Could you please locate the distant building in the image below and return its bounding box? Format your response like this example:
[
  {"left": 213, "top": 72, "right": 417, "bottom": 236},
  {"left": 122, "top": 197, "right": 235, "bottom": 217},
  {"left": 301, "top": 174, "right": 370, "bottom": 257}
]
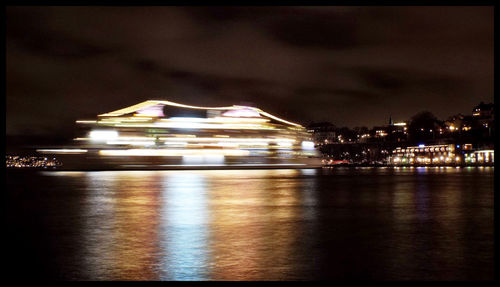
[
  {"left": 388, "top": 121, "right": 408, "bottom": 142},
  {"left": 372, "top": 126, "right": 388, "bottom": 138},
  {"left": 472, "top": 102, "right": 494, "bottom": 118},
  {"left": 307, "top": 122, "right": 337, "bottom": 145},
  {"left": 472, "top": 102, "right": 494, "bottom": 133},
  {"left": 445, "top": 114, "right": 473, "bottom": 132},
  {"left": 369, "top": 116, "right": 408, "bottom": 143}
]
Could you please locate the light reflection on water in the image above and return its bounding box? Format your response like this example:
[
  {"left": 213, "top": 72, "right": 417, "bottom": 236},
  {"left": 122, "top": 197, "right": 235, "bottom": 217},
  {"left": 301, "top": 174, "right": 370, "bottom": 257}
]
[
  {"left": 160, "top": 172, "right": 210, "bottom": 280},
  {"left": 8, "top": 167, "right": 494, "bottom": 280},
  {"left": 76, "top": 169, "right": 309, "bottom": 280}
]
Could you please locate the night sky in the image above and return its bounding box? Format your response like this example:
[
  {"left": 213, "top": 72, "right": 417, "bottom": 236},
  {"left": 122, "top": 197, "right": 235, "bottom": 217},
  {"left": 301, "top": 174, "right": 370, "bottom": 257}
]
[{"left": 6, "top": 6, "right": 493, "bottom": 137}]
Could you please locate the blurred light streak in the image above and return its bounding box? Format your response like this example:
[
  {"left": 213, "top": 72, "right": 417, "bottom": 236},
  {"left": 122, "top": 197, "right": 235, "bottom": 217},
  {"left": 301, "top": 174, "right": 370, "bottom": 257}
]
[{"left": 99, "top": 149, "right": 250, "bottom": 156}]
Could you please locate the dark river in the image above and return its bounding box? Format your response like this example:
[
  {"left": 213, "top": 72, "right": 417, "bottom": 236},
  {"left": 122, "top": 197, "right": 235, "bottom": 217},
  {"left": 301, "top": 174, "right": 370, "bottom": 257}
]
[{"left": 5, "top": 167, "right": 494, "bottom": 281}]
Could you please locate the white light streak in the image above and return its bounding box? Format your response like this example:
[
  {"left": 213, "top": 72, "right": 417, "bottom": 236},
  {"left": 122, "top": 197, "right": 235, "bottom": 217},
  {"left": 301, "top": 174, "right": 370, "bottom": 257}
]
[
  {"left": 301, "top": 141, "right": 315, "bottom": 150},
  {"left": 99, "top": 149, "right": 250, "bottom": 157},
  {"left": 89, "top": 130, "right": 119, "bottom": 141}
]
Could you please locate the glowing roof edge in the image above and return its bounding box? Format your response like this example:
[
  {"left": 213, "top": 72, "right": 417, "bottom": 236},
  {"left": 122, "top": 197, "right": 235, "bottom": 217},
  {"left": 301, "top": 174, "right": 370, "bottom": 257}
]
[{"left": 98, "top": 100, "right": 303, "bottom": 127}]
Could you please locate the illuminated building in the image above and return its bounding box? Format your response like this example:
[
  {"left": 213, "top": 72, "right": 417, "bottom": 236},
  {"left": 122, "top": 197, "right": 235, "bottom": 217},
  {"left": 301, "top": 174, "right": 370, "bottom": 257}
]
[
  {"left": 464, "top": 150, "right": 494, "bottom": 165},
  {"left": 6, "top": 155, "right": 61, "bottom": 168},
  {"left": 391, "top": 143, "right": 494, "bottom": 166},
  {"left": 375, "top": 129, "right": 388, "bottom": 137},
  {"left": 445, "top": 114, "right": 472, "bottom": 133},
  {"left": 367, "top": 116, "right": 408, "bottom": 143},
  {"left": 37, "top": 100, "right": 321, "bottom": 169},
  {"left": 390, "top": 144, "right": 460, "bottom": 166}
]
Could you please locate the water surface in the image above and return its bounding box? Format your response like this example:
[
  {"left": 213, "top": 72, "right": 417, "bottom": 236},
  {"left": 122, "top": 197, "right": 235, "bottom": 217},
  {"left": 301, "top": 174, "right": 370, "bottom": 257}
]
[{"left": 5, "top": 167, "right": 494, "bottom": 280}]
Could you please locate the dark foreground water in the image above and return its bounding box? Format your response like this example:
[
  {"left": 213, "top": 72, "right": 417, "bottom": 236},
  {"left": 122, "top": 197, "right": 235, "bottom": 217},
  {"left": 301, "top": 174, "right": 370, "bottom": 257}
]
[{"left": 5, "top": 167, "right": 494, "bottom": 281}]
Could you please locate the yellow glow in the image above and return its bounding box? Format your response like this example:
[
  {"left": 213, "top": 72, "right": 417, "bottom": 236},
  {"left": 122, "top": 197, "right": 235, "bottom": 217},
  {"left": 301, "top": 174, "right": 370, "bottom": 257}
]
[
  {"left": 70, "top": 100, "right": 318, "bottom": 162},
  {"left": 96, "top": 121, "right": 120, "bottom": 124},
  {"left": 76, "top": 136, "right": 154, "bottom": 142},
  {"left": 75, "top": 120, "right": 97, "bottom": 124},
  {"left": 106, "top": 141, "right": 155, "bottom": 146},
  {"left": 99, "top": 149, "right": 250, "bottom": 157},
  {"left": 122, "top": 118, "right": 154, "bottom": 122},
  {"left": 164, "top": 117, "right": 268, "bottom": 123},
  {"left": 97, "top": 100, "right": 303, "bottom": 128},
  {"left": 99, "top": 100, "right": 234, "bottom": 117},
  {"left": 238, "top": 142, "right": 268, "bottom": 147},
  {"left": 213, "top": 117, "right": 269, "bottom": 123},
  {"left": 278, "top": 142, "right": 293, "bottom": 148},
  {"left": 150, "top": 122, "right": 277, "bottom": 130},
  {"left": 164, "top": 142, "right": 188, "bottom": 147},
  {"left": 215, "top": 142, "right": 240, "bottom": 148},
  {"left": 132, "top": 114, "right": 153, "bottom": 118},
  {"left": 159, "top": 137, "right": 294, "bottom": 143},
  {"left": 257, "top": 110, "right": 302, "bottom": 127},
  {"left": 117, "top": 136, "right": 154, "bottom": 141}
]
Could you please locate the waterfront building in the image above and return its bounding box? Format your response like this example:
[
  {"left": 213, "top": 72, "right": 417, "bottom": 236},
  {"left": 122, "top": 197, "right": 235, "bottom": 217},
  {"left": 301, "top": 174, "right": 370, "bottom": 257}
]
[
  {"left": 390, "top": 143, "right": 493, "bottom": 166},
  {"left": 464, "top": 149, "right": 494, "bottom": 165},
  {"left": 390, "top": 144, "right": 460, "bottom": 165}
]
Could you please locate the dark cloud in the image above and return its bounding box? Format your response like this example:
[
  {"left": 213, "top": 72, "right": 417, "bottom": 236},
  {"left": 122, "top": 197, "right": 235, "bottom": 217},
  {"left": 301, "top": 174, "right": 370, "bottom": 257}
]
[
  {"left": 6, "top": 6, "right": 493, "bottom": 137},
  {"left": 356, "top": 67, "right": 466, "bottom": 93},
  {"left": 261, "top": 9, "right": 361, "bottom": 49}
]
